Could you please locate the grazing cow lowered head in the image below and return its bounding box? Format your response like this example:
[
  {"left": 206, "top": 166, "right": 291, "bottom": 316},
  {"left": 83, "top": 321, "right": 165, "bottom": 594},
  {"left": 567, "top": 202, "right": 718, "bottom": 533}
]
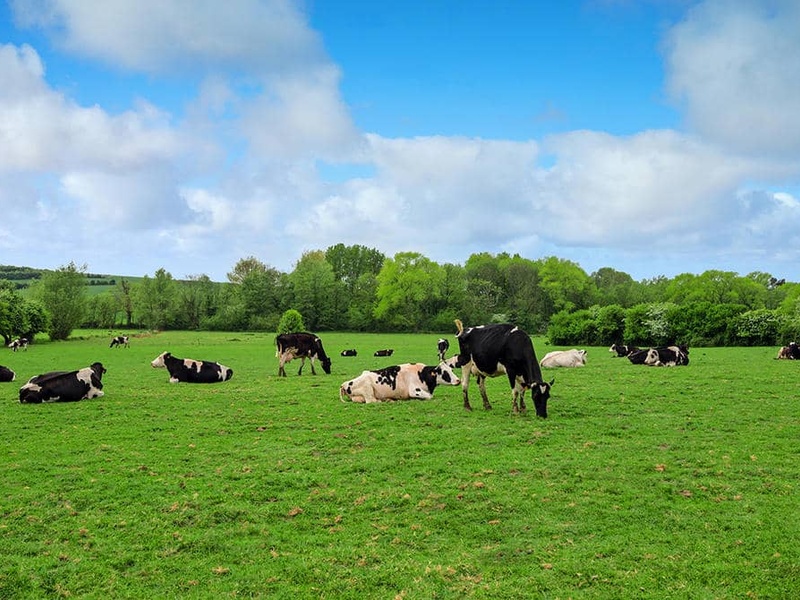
[
  {"left": 151, "top": 352, "right": 233, "bottom": 383},
  {"left": 0, "top": 365, "right": 15, "bottom": 382},
  {"left": 8, "top": 337, "right": 28, "bottom": 352},
  {"left": 437, "top": 338, "right": 450, "bottom": 362},
  {"left": 340, "top": 361, "right": 461, "bottom": 403},
  {"left": 340, "top": 349, "right": 358, "bottom": 357},
  {"left": 540, "top": 349, "right": 587, "bottom": 368},
  {"left": 110, "top": 335, "right": 130, "bottom": 348},
  {"left": 374, "top": 349, "right": 394, "bottom": 357},
  {"left": 19, "top": 362, "right": 107, "bottom": 403},
  {"left": 275, "top": 332, "right": 331, "bottom": 376},
  {"left": 453, "top": 319, "right": 554, "bottom": 417}
]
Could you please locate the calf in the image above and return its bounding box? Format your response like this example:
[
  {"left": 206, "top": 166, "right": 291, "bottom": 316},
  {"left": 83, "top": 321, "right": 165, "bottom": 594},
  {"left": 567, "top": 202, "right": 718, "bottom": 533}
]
[
  {"left": 340, "top": 349, "right": 358, "bottom": 357},
  {"left": 151, "top": 352, "right": 233, "bottom": 383},
  {"left": 340, "top": 360, "right": 460, "bottom": 403},
  {"left": 609, "top": 343, "right": 638, "bottom": 357},
  {"left": 437, "top": 338, "right": 450, "bottom": 362},
  {"left": 0, "top": 365, "right": 15, "bottom": 382},
  {"left": 776, "top": 342, "right": 800, "bottom": 359},
  {"left": 453, "top": 320, "right": 553, "bottom": 417},
  {"left": 19, "top": 362, "right": 106, "bottom": 403},
  {"left": 374, "top": 349, "right": 394, "bottom": 357},
  {"left": 110, "top": 335, "right": 130, "bottom": 348},
  {"left": 540, "top": 349, "right": 587, "bottom": 368},
  {"left": 275, "top": 333, "right": 332, "bottom": 376},
  {"left": 8, "top": 337, "right": 28, "bottom": 352}
]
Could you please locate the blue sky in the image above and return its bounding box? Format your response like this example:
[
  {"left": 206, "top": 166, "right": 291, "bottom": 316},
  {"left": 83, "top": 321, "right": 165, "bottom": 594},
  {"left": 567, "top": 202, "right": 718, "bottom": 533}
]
[{"left": 1, "top": 0, "right": 799, "bottom": 282}]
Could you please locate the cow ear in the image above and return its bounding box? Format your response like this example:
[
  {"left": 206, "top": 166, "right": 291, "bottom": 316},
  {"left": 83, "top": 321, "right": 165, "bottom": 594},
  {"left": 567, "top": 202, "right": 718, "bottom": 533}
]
[{"left": 548, "top": 378, "right": 555, "bottom": 386}]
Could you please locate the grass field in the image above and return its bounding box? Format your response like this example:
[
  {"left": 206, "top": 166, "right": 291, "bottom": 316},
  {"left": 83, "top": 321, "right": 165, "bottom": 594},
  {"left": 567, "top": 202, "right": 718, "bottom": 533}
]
[{"left": 1, "top": 330, "right": 798, "bottom": 598}]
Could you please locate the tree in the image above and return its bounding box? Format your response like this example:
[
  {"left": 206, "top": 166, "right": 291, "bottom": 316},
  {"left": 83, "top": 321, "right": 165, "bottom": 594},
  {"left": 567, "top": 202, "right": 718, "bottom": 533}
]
[
  {"left": 536, "top": 256, "right": 596, "bottom": 316},
  {"left": 227, "top": 256, "right": 269, "bottom": 285},
  {"left": 114, "top": 278, "right": 135, "bottom": 327},
  {"left": 85, "top": 293, "right": 120, "bottom": 328},
  {"left": 287, "top": 251, "right": 338, "bottom": 330},
  {"left": 374, "top": 252, "right": 445, "bottom": 331},
  {"left": 30, "top": 261, "right": 87, "bottom": 340},
  {"left": 135, "top": 268, "right": 178, "bottom": 329}
]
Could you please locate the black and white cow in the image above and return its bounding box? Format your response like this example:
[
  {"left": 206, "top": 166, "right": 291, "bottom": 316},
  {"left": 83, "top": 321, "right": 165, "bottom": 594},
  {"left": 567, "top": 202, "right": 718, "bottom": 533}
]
[
  {"left": 8, "top": 337, "right": 28, "bottom": 351},
  {"left": 374, "top": 349, "right": 394, "bottom": 357},
  {"left": 151, "top": 352, "right": 233, "bottom": 383},
  {"left": 110, "top": 335, "right": 130, "bottom": 348},
  {"left": 340, "top": 349, "right": 358, "bottom": 357},
  {"left": 19, "top": 362, "right": 106, "bottom": 403},
  {"left": 437, "top": 338, "right": 450, "bottom": 362},
  {"left": 275, "top": 333, "right": 332, "bottom": 376},
  {"left": 453, "top": 320, "right": 553, "bottom": 417},
  {"left": 776, "top": 342, "right": 800, "bottom": 359},
  {"left": 609, "top": 343, "right": 639, "bottom": 357},
  {"left": 340, "top": 360, "right": 460, "bottom": 403},
  {"left": 628, "top": 346, "right": 689, "bottom": 366},
  {"left": 0, "top": 365, "right": 15, "bottom": 382}
]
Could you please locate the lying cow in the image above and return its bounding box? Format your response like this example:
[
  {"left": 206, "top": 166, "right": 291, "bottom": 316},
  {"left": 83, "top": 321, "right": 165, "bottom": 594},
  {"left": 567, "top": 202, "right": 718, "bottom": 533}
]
[
  {"left": 628, "top": 346, "right": 689, "bottom": 366},
  {"left": 609, "top": 343, "right": 639, "bottom": 357},
  {"left": 151, "top": 352, "right": 233, "bottom": 383},
  {"left": 540, "top": 349, "right": 587, "bottom": 368},
  {"left": 437, "top": 338, "right": 450, "bottom": 362},
  {"left": 374, "top": 349, "right": 394, "bottom": 357},
  {"left": 110, "top": 335, "right": 130, "bottom": 348},
  {"left": 776, "top": 342, "right": 800, "bottom": 359},
  {"left": 340, "top": 360, "right": 460, "bottom": 403},
  {"left": 340, "top": 349, "right": 358, "bottom": 357},
  {"left": 0, "top": 365, "right": 15, "bottom": 382},
  {"left": 19, "top": 362, "right": 106, "bottom": 403},
  {"left": 8, "top": 337, "right": 28, "bottom": 352}
]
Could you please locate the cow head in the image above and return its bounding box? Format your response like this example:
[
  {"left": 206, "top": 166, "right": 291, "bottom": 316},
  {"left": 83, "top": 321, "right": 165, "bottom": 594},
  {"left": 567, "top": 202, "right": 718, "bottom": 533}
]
[
  {"left": 151, "top": 352, "right": 170, "bottom": 368},
  {"left": 434, "top": 360, "right": 461, "bottom": 386},
  {"left": 530, "top": 378, "right": 554, "bottom": 418},
  {"left": 320, "top": 355, "right": 332, "bottom": 374}
]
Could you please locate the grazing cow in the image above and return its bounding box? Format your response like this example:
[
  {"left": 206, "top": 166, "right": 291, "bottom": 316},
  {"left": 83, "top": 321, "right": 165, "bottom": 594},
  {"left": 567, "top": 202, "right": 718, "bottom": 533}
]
[
  {"left": 609, "top": 343, "right": 639, "bottom": 357},
  {"left": 776, "top": 342, "right": 800, "bottom": 359},
  {"left": 340, "top": 360, "right": 460, "bottom": 403},
  {"left": 151, "top": 352, "right": 233, "bottom": 383},
  {"left": 0, "top": 365, "right": 15, "bottom": 382},
  {"left": 8, "top": 337, "right": 28, "bottom": 351},
  {"left": 541, "top": 349, "right": 587, "bottom": 368},
  {"left": 19, "top": 362, "right": 106, "bottom": 403},
  {"left": 437, "top": 338, "right": 450, "bottom": 362},
  {"left": 628, "top": 346, "right": 689, "bottom": 366},
  {"left": 374, "top": 349, "right": 394, "bottom": 357},
  {"left": 275, "top": 333, "right": 332, "bottom": 376},
  {"left": 110, "top": 335, "right": 130, "bottom": 348},
  {"left": 453, "top": 320, "right": 553, "bottom": 417},
  {"left": 340, "top": 349, "right": 358, "bottom": 357}
]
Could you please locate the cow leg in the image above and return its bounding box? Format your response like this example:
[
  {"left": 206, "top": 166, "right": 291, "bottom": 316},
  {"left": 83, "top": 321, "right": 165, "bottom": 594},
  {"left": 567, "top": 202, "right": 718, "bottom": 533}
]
[
  {"left": 297, "top": 357, "right": 306, "bottom": 376},
  {"left": 477, "top": 375, "right": 492, "bottom": 410},
  {"left": 460, "top": 368, "right": 473, "bottom": 410},
  {"left": 309, "top": 357, "right": 317, "bottom": 375}
]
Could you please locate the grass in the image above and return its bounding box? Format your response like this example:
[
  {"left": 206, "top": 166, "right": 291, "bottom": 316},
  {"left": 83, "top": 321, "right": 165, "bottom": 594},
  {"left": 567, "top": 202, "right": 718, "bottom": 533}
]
[{"left": 0, "top": 331, "right": 798, "bottom": 598}]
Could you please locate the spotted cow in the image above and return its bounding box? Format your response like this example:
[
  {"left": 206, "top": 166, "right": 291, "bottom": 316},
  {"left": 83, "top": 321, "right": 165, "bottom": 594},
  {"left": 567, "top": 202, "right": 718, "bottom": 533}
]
[
  {"left": 0, "top": 365, "right": 15, "bottom": 382},
  {"left": 110, "top": 335, "right": 130, "bottom": 348},
  {"left": 437, "top": 338, "right": 450, "bottom": 362},
  {"left": 19, "top": 362, "right": 106, "bottom": 403},
  {"left": 275, "top": 333, "right": 332, "bottom": 376},
  {"left": 340, "top": 360, "right": 460, "bottom": 403},
  {"left": 151, "top": 352, "right": 233, "bottom": 383}
]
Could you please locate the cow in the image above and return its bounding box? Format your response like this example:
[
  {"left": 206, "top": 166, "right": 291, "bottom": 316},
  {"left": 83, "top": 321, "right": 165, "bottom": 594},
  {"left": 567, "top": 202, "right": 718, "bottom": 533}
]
[
  {"left": 374, "top": 349, "right": 394, "bottom": 357},
  {"left": 609, "top": 343, "right": 639, "bottom": 357},
  {"left": 8, "top": 337, "right": 28, "bottom": 352},
  {"left": 110, "top": 335, "right": 130, "bottom": 348},
  {"left": 0, "top": 365, "right": 15, "bottom": 382},
  {"left": 776, "top": 342, "right": 800, "bottom": 359},
  {"left": 151, "top": 352, "right": 233, "bottom": 383},
  {"left": 628, "top": 346, "right": 689, "bottom": 366},
  {"left": 19, "top": 362, "right": 106, "bottom": 403},
  {"left": 540, "top": 349, "right": 587, "bottom": 368},
  {"left": 453, "top": 319, "right": 553, "bottom": 417},
  {"left": 275, "top": 333, "right": 332, "bottom": 377},
  {"left": 340, "top": 349, "right": 358, "bottom": 357},
  {"left": 340, "top": 360, "right": 460, "bottom": 403},
  {"left": 437, "top": 338, "right": 450, "bottom": 362}
]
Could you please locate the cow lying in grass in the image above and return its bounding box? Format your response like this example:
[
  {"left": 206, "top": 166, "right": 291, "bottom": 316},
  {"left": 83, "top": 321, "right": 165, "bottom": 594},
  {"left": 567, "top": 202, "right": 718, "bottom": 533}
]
[
  {"left": 19, "top": 362, "right": 107, "bottom": 403},
  {"left": 340, "top": 360, "right": 460, "bottom": 403},
  {"left": 151, "top": 352, "right": 233, "bottom": 383}
]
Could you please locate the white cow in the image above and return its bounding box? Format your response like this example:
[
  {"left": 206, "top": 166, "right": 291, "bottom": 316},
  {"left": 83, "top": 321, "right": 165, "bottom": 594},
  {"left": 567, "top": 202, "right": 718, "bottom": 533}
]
[
  {"left": 540, "top": 349, "right": 587, "bottom": 368},
  {"left": 340, "top": 361, "right": 460, "bottom": 403}
]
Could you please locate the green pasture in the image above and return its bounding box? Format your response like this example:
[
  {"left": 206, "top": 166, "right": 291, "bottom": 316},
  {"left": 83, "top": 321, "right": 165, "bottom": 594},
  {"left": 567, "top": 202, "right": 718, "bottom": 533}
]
[{"left": 0, "top": 331, "right": 797, "bottom": 598}]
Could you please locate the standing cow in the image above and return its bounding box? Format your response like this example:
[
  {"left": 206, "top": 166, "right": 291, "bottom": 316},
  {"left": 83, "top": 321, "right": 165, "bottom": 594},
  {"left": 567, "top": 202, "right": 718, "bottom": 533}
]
[
  {"left": 437, "top": 338, "right": 450, "bottom": 362},
  {"left": 110, "top": 335, "right": 130, "bottom": 348},
  {"left": 151, "top": 352, "right": 233, "bottom": 383},
  {"left": 540, "top": 349, "right": 587, "bottom": 368},
  {"left": 19, "top": 362, "right": 107, "bottom": 403},
  {"left": 8, "top": 338, "right": 28, "bottom": 352},
  {"left": 340, "top": 360, "right": 460, "bottom": 403},
  {"left": 453, "top": 320, "right": 553, "bottom": 417},
  {"left": 275, "top": 333, "right": 332, "bottom": 376}
]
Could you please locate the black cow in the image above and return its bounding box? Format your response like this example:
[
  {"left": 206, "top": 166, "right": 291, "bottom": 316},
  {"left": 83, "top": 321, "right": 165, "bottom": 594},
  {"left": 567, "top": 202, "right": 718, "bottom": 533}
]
[
  {"left": 8, "top": 337, "right": 28, "bottom": 352},
  {"left": 374, "top": 349, "right": 394, "bottom": 357},
  {"left": 110, "top": 335, "right": 130, "bottom": 348},
  {"left": 453, "top": 320, "right": 553, "bottom": 417},
  {"left": 628, "top": 346, "right": 689, "bottom": 366},
  {"left": 609, "top": 343, "right": 639, "bottom": 357},
  {"left": 776, "top": 342, "right": 800, "bottom": 359},
  {"left": 340, "top": 349, "right": 358, "bottom": 357},
  {"left": 437, "top": 338, "right": 450, "bottom": 362},
  {"left": 19, "top": 362, "right": 106, "bottom": 403},
  {"left": 0, "top": 365, "right": 15, "bottom": 382},
  {"left": 151, "top": 352, "right": 233, "bottom": 383},
  {"left": 275, "top": 333, "right": 332, "bottom": 376}
]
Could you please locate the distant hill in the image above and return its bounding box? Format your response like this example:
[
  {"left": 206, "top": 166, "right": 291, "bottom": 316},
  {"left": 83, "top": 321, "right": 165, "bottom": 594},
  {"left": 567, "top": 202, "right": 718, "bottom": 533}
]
[{"left": 0, "top": 264, "right": 142, "bottom": 294}]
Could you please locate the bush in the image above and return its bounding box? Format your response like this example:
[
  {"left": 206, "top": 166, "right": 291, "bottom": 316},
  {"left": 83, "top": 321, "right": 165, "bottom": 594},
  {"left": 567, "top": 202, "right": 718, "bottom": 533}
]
[
  {"left": 277, "top": 309, "right": 306, "bottom": 334},
  {"left": 547, "top": 309, "right": 596, "bottom": 345},
  {"left": 733, "top": 309, "right": 781, "bottom": 346}
]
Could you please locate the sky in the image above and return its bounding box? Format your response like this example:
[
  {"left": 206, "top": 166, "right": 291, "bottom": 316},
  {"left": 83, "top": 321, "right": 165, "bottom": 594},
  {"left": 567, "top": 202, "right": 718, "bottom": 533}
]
[{"left": 1, "top": 0, "right": 800, "bottom": 282}]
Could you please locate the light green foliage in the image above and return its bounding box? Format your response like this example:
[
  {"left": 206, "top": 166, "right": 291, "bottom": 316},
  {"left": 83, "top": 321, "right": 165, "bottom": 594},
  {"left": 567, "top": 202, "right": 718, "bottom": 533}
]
[
  {"left": 733, "top": 308, "right": 782, "bottom": 346},
  {"left": 288, "top": 251, "right": 338, "bottom": 330},
  {"left": 374, "top": 252, "right": 447, "bottom": 330},
  {"left": 277, "top": 308, "right": 305, "bottom": 334},
  {"left": 135, "top": 268, "right": 178, "bottom": 329},
  {"left": 29, "top": 261, "right": 87, "bottom": 340}
]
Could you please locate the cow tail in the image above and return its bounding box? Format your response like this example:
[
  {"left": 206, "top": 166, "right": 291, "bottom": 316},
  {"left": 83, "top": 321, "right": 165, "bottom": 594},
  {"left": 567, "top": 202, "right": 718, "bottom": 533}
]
[{"left": 454, "top": 319, "right": 464, "bottom": 335}]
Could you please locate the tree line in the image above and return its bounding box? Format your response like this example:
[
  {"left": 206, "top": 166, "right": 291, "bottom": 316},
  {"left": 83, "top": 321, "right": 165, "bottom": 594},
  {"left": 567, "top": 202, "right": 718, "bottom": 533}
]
[{"left": 1, "top": 247, "right": 797, "bottom": 347}]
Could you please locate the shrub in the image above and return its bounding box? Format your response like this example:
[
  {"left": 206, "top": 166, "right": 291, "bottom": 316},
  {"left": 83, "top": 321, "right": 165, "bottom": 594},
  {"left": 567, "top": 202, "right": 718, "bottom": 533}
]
[{"left": 277, "top": 309, "right": 306, "bottom": 334}]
